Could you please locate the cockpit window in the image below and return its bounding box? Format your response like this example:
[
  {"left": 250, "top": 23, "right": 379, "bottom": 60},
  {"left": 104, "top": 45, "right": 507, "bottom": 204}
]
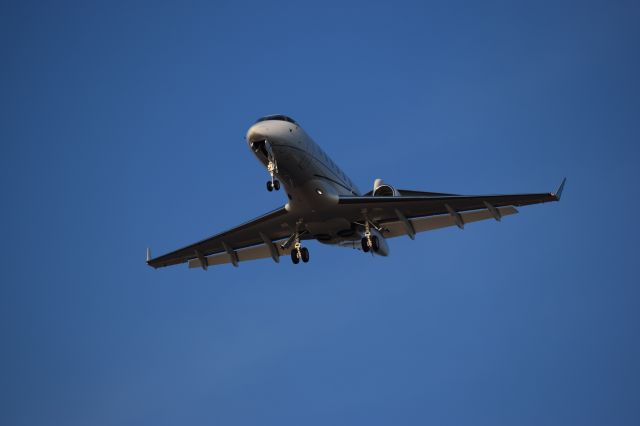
[{"left": 255, "top": 114, "right": 297, "bottom": 125}]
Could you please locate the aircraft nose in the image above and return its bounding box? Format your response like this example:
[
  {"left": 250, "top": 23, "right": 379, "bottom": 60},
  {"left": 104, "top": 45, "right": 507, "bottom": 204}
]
[{"left": 246, "top": 123, "right": 269, "bottom": 143}]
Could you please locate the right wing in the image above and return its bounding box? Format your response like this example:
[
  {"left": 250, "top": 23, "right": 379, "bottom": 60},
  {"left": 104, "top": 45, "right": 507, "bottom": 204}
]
[
  {"left": 147, "top": 206, "right": 299, "bottom": 269},
  {"left": 382, "top": 205, "right": 520, "bottom": 238}
]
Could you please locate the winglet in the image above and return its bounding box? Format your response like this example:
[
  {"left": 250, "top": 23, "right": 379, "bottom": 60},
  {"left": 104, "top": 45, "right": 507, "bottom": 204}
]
[
  {"left": 146, "top": 247, "right": 152, "bottom": 263},
  {"left": 553, "top": 178, "right": 566, "bottom": 201}
]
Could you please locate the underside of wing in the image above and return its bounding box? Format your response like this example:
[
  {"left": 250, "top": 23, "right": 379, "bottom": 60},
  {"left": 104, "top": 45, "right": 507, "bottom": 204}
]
[
  {"left": 187, "top": 238, "right": 295, "bottom": 268},
  {"left": 339, "top": 190, "right": 560, "bottom": 218},
  {"left": 337, "top": 179, "right": 565, "bottom": 238},
  {"left": 382, "top": 206, "right": 519, "bottom": 238},
  {"left": 148, "top": 179, "right": 565, "bottom": 268},
  {"left": 147, "top": 206, "right": 300, "bottom": 269}
]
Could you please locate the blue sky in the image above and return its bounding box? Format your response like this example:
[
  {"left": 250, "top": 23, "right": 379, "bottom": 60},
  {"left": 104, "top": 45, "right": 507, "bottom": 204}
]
[{"left": 2, "top": 0, "right": 639, "bottom": 424}]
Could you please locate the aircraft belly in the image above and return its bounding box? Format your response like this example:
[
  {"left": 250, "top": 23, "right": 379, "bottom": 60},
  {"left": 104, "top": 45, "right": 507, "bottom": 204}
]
[{"left": 305, "top": 217, "right": 359, "bottom": 244}]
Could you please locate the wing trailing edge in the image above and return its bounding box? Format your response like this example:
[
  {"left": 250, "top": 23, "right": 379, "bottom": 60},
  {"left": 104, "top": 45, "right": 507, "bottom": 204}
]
[
  {"left": 383, "top": 206, "right": 519, "bottom": 238},
  {"left": 187, "top": 240, "right": 294, "bottom": 269}
]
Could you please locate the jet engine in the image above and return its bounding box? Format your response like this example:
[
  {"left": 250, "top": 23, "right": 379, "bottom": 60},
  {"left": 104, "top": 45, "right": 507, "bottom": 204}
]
[{"left": 372, "top": 178, "right": 399, "bottom": 196}]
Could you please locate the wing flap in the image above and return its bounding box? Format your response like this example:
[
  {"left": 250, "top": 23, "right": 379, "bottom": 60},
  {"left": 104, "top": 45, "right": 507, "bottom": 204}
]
[
  {"left": 383, "top": 206, "right": 518, "bottom": 238},
  {"left": 338, "top": 185, "right": 561, "bottom": 225},
  {"left": 188, "top": 241, "right": 294, "bottom": 268}
]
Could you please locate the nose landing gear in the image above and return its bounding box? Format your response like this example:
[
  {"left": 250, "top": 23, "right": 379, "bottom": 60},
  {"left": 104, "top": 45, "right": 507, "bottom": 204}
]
[
  {"left": 266, "top": 178, "right": 280, "bottom": 192},
  {"left": 252, "top": 139, "right": 282, "bottom": 192},
  {"left": 266, "top": 147, "right": 281, "bottom": 192}
]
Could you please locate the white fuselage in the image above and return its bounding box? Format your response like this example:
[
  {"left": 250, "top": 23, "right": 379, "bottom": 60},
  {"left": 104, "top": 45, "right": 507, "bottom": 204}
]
[
  {"left": 246, "top": 119, "right": 361, "bottom": 207},
  {"left": 246, "top": 118, "right": 386, "bottom": 249}
]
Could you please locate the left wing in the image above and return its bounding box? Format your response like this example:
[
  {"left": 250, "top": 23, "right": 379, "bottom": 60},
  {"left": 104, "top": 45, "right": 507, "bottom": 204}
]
[
  {"left": 147, "top": 206, "right": 300, "bottom": 269},
  {"left": 337, "top": 179, "right": 566, "bottom": 235}
]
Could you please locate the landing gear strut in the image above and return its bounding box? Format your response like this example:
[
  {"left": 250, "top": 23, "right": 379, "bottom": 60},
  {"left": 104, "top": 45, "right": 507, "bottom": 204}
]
[
  {"left": 266, "top": 155, "right": 280, "bottom": 191},
  {"left": 361, "top": 220, "right": 380, "bottom": 253},
  {"left": 282, "top": 222, "right": 310, "bottom": 265}
]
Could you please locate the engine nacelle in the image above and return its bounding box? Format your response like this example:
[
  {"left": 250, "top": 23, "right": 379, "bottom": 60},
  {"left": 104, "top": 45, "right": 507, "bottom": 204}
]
[{"left": 372, "top": 178, "right": 399, "bottom": 197}]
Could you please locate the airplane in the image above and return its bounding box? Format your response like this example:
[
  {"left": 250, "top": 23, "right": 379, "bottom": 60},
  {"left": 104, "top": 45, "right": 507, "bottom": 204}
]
[{"left": 146, "top": 114, "right": 565, "bottom": 270}]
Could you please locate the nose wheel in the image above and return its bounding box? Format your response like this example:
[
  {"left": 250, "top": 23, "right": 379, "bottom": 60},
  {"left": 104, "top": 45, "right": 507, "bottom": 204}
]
[
  {"left": 265, "top": 154, "right": 281, "bottom": 191},
  {"left": 291, "top": 242, "right": 309, "bottom": 264},
  {"left": 267, "top": 179, "right": 280, "bottom": 192}
]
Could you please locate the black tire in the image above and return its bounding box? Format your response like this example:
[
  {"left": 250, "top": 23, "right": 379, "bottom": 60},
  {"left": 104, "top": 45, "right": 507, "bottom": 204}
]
[
  {"left": 267, "top": 181, "right": 273, "bottom": 192},
  {"left": 301, "top": 247, "right": 310, "bottom": 263},
  {"left": 273, "top": 180, "right": 280, "bottom": 190},
  {"left": 361, "top": 237, "right": 370, "bottom": 253},
  {"left": 371, "top": 236, "right": 380, "bottom": 252},
  {"left": 291, "top": 250, "right": 300, "bottom": 264}
]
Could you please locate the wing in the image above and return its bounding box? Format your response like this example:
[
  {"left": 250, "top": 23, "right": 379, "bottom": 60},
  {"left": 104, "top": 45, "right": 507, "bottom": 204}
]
[
  {"left": 338, "top": 179, "right": 566, "bottom": 237},
  {"left": 148, "top": 179, "right": 565, "bottom": 268},
  {"left": 147, "top": 206, "right": 300, "bottom": 269}
]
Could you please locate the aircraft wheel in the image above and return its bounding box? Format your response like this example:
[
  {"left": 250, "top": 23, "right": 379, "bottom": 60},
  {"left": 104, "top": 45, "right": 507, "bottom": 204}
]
[
  {"left": 301, "top": 247, "right": 309, "bottom": 263},
  {"left": 371, "top": 236, "right": 380, "bottom": 252},
  {"left": 291, "top": 250, "right": 300, "bottom": 264},
  {"left": 267, "top": 181, "right": 273, "bottom": 192},
  {"left": 273, "top": 180, "right": 280, "bottom": 190},
  {"left": 361, "top": 237, "right": 370, "bottom": 253}
]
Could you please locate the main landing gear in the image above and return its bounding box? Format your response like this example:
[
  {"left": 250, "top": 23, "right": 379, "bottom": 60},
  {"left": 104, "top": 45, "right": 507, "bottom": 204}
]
[
  {"left": 361, "top": 235, "right": 379, "bottom": 253},
  {"left": 290, "top": 241, "right": 310, "bottom": 264},
  {"left": 361, "top": 220, "right": 379, "bottom": 253},
  {"left": 282, "top": 224, "right": 310, "bottom": 265}
]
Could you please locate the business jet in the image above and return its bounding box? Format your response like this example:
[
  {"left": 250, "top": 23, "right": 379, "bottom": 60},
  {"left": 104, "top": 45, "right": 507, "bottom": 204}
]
[{"left": 147, "top": 114, "right": 565, "bottom": 270}]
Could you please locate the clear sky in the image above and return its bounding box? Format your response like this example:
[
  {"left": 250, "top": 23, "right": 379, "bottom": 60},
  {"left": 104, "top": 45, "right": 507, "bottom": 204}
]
[{"left": 2, "top": 0, "right": 639, "bottom": 425}]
